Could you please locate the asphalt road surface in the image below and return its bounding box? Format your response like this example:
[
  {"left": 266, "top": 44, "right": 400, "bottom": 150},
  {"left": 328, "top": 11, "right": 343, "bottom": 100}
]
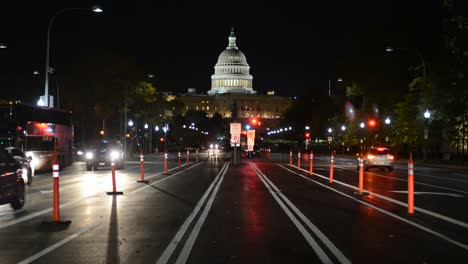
[{"left": 1, "top": 150, "right": 468, "bottom": 263}]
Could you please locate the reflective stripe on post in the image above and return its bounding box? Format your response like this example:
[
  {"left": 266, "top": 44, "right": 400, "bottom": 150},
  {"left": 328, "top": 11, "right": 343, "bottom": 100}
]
[
  {"left": 53, "top": 164, "right": 59, "bottom": 178},
  {"left": 178, "top": 152, "right": 181, "bottom": 169},
  {"left": 187, "top": 150, "right": 189, "bottom": 163},
  {"left": 137, "top": 154, "right": 148, "bottom": 183},
  {"left": 196, "top": 149, "right": 199, "bottom": 163},
  {"left": 164, "top": 153, "right": 168, "bottom": 175}
]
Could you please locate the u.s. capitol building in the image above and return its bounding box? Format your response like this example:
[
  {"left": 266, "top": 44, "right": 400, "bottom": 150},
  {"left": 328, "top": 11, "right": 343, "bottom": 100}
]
[{"left": 179, "top": 28, "right": 291, "bottom": 121}]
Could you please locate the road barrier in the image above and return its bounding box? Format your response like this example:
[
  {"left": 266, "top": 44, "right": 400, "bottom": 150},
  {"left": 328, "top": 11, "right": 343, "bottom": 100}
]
[
  {"left": 107, "top": 160, "right": 123, "bottom": 195},
  {"left": 408, "top": 152, "right": 415, "bottom": 214},
  {"left": 329, "top": 151, "right": 335, "bottom": 184},
  {"left": 186, "top": 150, "right": 189, "bottom": 164},
  {"left": 137, "top": 153, "right": 149, "bottom": 183},
  {"left": 43, "top": 159, "right": 71, "bottom": 225},
  {"left": 309, "top": 151, "right": 313, "bottom": 175},
  {"left": 297, "top": 151, "right": 301, "bottom": 171},
  {"left": 164, "top": 152, "right": 169, "bottom": 175},
  {"left": 178, "top": 151, "right": 181, "bottom": 170},
  {"left": 289, "top": 149, "right": 293, "bottom": 166}
]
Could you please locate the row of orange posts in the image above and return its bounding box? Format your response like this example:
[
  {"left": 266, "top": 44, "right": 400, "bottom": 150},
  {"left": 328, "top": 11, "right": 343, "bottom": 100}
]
[
  {"left": 289, "top": 149, "right": 416, "bottom": 215},
  {"left": 46, "top": 150, "right": 201, "bottom": 224}
]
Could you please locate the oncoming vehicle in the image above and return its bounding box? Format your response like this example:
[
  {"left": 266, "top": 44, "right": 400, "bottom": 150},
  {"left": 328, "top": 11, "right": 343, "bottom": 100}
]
[
  {"left": 85, "top": 140, "right": 125, "bottom": 171},
  {"left": 5, "top": 146, "right": 33, "bottom": 185},
  {"left": 358, "top": 147, "right": 394, "bottom": 171},
  {"left": 0, "top": 148, "right": 25, "bottom": 209}
]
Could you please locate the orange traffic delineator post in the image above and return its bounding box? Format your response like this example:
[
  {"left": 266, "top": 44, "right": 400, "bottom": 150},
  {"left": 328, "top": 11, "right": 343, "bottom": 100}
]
[
  {"left": 137, "top": 153, "right": 148, "bottom": 183},
  {"left": 408, "top": 152, "right": 415, "bottom": 214},
  {"left": 43, "top": 159, "right": 71, "bottom": 225},
  {"left": 297, "top": 151, "right": 301, "bottom": 170},
  {"left": 196, "top": 149, "right": 199, "bottom": 163},
  {"left": 163, "top": 152, "right": 169, "bottom": 175},
  {"left": 354, "top": 156, "right": 369, "bottom": 195},
  {"left": 309, "top": 151, "right": 314, "bottom": 175},
  {"left": 178, "top": 151, "right": 181, "bottom": 170},
  {"left": 107, "top": 160, "right": 123, "bottom": 195},
  {"left": 289, "top": 149, "right": 293, "bottom": 166},
  {"left": 186, "top": 150, "right": 189, "bottom": 164},
  {"left": 329, "top": 151, "right": 335, "bottom": 184}
]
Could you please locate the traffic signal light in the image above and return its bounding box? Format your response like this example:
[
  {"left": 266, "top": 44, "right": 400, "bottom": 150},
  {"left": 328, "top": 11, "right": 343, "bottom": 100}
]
[
  {"left": 368, "top": 119, "right": 377, "bottom": 128},
  {"left": 241, "top": 130, "right": 247, "bottom": 136},
  {"left": 125, "top": 133, "right": 130, "bottom": 138},
  {"left": 99, "top": 130, "right": 105, "bottom": 136},
  {"left": 250, "top": 118, "right": 258, "bottom": 126},
  {"left": 304, "top": 132, "right": 310, "bottom": 139},
  {"left": 160, "top": 137, "right": 164, "bottom": 142}
]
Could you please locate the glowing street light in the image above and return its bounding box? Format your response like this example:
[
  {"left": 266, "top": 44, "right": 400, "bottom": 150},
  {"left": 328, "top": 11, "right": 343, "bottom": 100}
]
[
  {"left": 144, "top": 123, "right": 149, "bottom": 129},
  {"left": 385, "top": 117, "right": 391, "bottom": 125},
  {"left": 328, "top": 128, "right": 332, "bottom": 133},
  {"left": 424, "top": 109, "right": 431, "bottom": 119},
  {"left": 37, "top": 98, "right": 45, "bottom": 106},
  {"left": 360, "top": 122, "right": 365, "bottom": 128},
  {"left": 0, "top": 43, "right": 7, "bottom": 49},
  {"left": 341, "top": 125, "right": 346, "bottom": 131},
  {"left": 155, "top": 125, "right": 159, "bottom": 131},
  {"left": 128, "top": 119, "right": 134, "bottom": 127}
]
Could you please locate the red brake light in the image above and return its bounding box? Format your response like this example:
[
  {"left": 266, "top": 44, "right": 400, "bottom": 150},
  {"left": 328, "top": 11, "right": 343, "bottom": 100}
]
[
  {"left": 377, "top": 147, "right": 385, "bottom": 151},
  {"left": 387, "top": 155, "right": 394, "bottom": 160},
  {"left": 367, "top": 154, "right": 375, "bottom": 160}
]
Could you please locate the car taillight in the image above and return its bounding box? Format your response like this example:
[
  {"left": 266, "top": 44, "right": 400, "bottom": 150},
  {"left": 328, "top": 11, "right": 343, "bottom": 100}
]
[
  {"left": 367, "top": 154, "right": 375, "bottom": 160},
  {"left": 387, "top": 155, "right": 394, "bottom": 160}
]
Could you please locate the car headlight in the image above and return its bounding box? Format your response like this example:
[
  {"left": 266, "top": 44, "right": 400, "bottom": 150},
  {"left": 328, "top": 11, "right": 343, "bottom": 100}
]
[
  {"left": 210, "top": 144, "right": 213, "bottom": 149},
  {"left": 215, "top": 144, "right": 219, "bottom": 149},
  {"left": 110, "top": 151, "right": 120, "bottom": 160},
  {"left": 77, "top": 150, "right": 83, "bottom": 155},
  {"left": 85, "top": 152, "right": 94, "bottom": 159}
]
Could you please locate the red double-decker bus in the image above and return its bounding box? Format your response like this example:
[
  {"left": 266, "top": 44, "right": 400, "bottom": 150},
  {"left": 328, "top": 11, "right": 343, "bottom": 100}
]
[{"left": 0, "top": 101, "right": 74, "bottom": 171}]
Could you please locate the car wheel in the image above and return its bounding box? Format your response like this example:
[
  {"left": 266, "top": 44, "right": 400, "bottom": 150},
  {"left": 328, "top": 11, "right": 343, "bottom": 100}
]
[
  {"left": 27, "top": 168, "right": 32, "bottom": 185},
  {"left": 10, "top": 182, "right": 25, "bottom": 210}
]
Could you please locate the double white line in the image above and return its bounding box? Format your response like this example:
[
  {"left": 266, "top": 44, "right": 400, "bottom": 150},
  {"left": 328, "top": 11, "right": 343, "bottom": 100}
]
[
  {"left": 156, "top": 162, "right": 230, "bottom": 264},
  {"left": 251, "top": 163, "right": 350, "bottom": 264}
]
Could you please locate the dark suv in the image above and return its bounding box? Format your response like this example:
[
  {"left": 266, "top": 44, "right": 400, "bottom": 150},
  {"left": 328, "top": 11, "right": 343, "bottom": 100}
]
[
  {"left": 84, "top": 140, "right": 125, "bottom": 171},
  {"left": 0, "top": 148, "right": 25, "bottom": 209}
]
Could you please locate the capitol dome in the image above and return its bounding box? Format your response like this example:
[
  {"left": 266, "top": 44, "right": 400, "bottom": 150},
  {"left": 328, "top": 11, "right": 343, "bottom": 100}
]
[{"left": 208, "top": 28, "right": 255, "bottom": 95}]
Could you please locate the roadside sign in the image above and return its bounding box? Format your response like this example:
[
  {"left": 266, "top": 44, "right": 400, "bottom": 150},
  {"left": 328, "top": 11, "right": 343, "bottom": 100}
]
[
  {"left": 327, "top": 136, "right": 333, "bottom": 142},
  {"left": 231, "top": 134, "right": 240, "bottom": 146},
  {"left": 230, "top": 123, "right": 241, "bottom": 135},
  {"left": 247, "top": 129, "right": 255, "bottom": 149}
]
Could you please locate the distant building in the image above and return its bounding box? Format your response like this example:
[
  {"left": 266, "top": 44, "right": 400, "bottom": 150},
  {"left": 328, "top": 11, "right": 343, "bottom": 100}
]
[{"left": 179, "top": 28, "right": 291, "bottom": 122}]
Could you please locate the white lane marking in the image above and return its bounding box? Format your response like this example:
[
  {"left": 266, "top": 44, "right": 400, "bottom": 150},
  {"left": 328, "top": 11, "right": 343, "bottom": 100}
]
[
  {"left": 175, "top": 163, "right": 230, "bottom": 264},
  {"left": 252, "top": 165, "right": 332, "bottom": 264},
  {"left": 39, "top": 190, "right": 53, "bottom": 194},
  {"left": 333, "top": 165, "right": 468, "bottom": 195},
  {"left": 279, "top": 165, "right": 468, "bottom": 251},
  {"left": 17, "top": 223, "right": 101, "bottom": 264},
  {"left": 287, "top": 164, "right": 468, "bottom": 230},
  {"left": 252, "top": 164, "right": 350, "bottom": 264},
  {"left": 389, "top": 191, "right": 464, "bottom": 198},
  {"left": 131, "top": 163, "right": 202, "bottom": 194},
  {"left": 156, "top": 163, "right": 228, "bottom": 264}
]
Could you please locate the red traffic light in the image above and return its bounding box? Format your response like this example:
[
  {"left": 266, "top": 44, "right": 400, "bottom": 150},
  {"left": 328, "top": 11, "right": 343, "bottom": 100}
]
[
  {"left": 241, "top": 130, "right": 247, "bottom": 135},
  {"left": 368, "top": 119, "right": 376, "bottom": 128},
  {"left": 99, "top": 130, "right": 105, "bottom": 136},
  {"left": 250, "top": 118, "right": 258, "bottom": 126},
  {"left": 160, "top": 137, "right": 164, "bottom": 142},
  {"left": 305, "top": 132, "right": 310, "bottom": 139}
]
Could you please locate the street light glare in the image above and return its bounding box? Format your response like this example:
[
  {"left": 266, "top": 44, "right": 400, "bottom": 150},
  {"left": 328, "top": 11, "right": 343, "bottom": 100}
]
[
  {"left": 360, "top": 122, "right": 365, "bottom": 128},
  {"left": 385, "top": 117, "right": 391, "bottom": 124},
  {"left": 341, "top": 125, "right": 346, "bottom": 131},
  {"left": 424, "top": 109, "right": 431, "bottom": 119},
  {"left": 385, "top": 46, "right": 394, "bottom": 52},
  {"left": 92, "top": 6, "right": 103, "bottom": 12},
  {"left": 128, "top": 119, "right": 134, "bottom": 127},
  {"left": 37, "top": 98, "right": 45, "bottom": 106},
  {"left": 155, "top": 125, "right": 159, "bottom": 131},
  {"left": 328, "top": 128, "right": 332, "bottom": 133},
  {"left": 144, "top": 123, "right": 149, "bottom": 129},
  {"left": 0, "top": 43, "right": 6, "bottom": 49}
]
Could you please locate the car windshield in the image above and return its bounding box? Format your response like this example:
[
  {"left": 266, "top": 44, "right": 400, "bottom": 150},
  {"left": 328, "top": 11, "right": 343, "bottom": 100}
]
[{"left": 25, "top": 136, "right": 54, "bottom": 151}]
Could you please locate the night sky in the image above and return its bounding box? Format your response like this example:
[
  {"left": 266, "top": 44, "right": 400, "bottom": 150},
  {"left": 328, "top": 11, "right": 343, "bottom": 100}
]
[{"left": 0, "top": 0, "right": 442, "bottom": 103}]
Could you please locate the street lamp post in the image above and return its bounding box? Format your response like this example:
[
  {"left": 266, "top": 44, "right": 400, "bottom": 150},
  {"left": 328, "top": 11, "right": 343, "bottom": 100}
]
[
  {"left": 43, "top": 6, "right": 103, "bottom": 107},
  {"left": 423, "top": 109, "right": 430, "bottom": 162}
]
